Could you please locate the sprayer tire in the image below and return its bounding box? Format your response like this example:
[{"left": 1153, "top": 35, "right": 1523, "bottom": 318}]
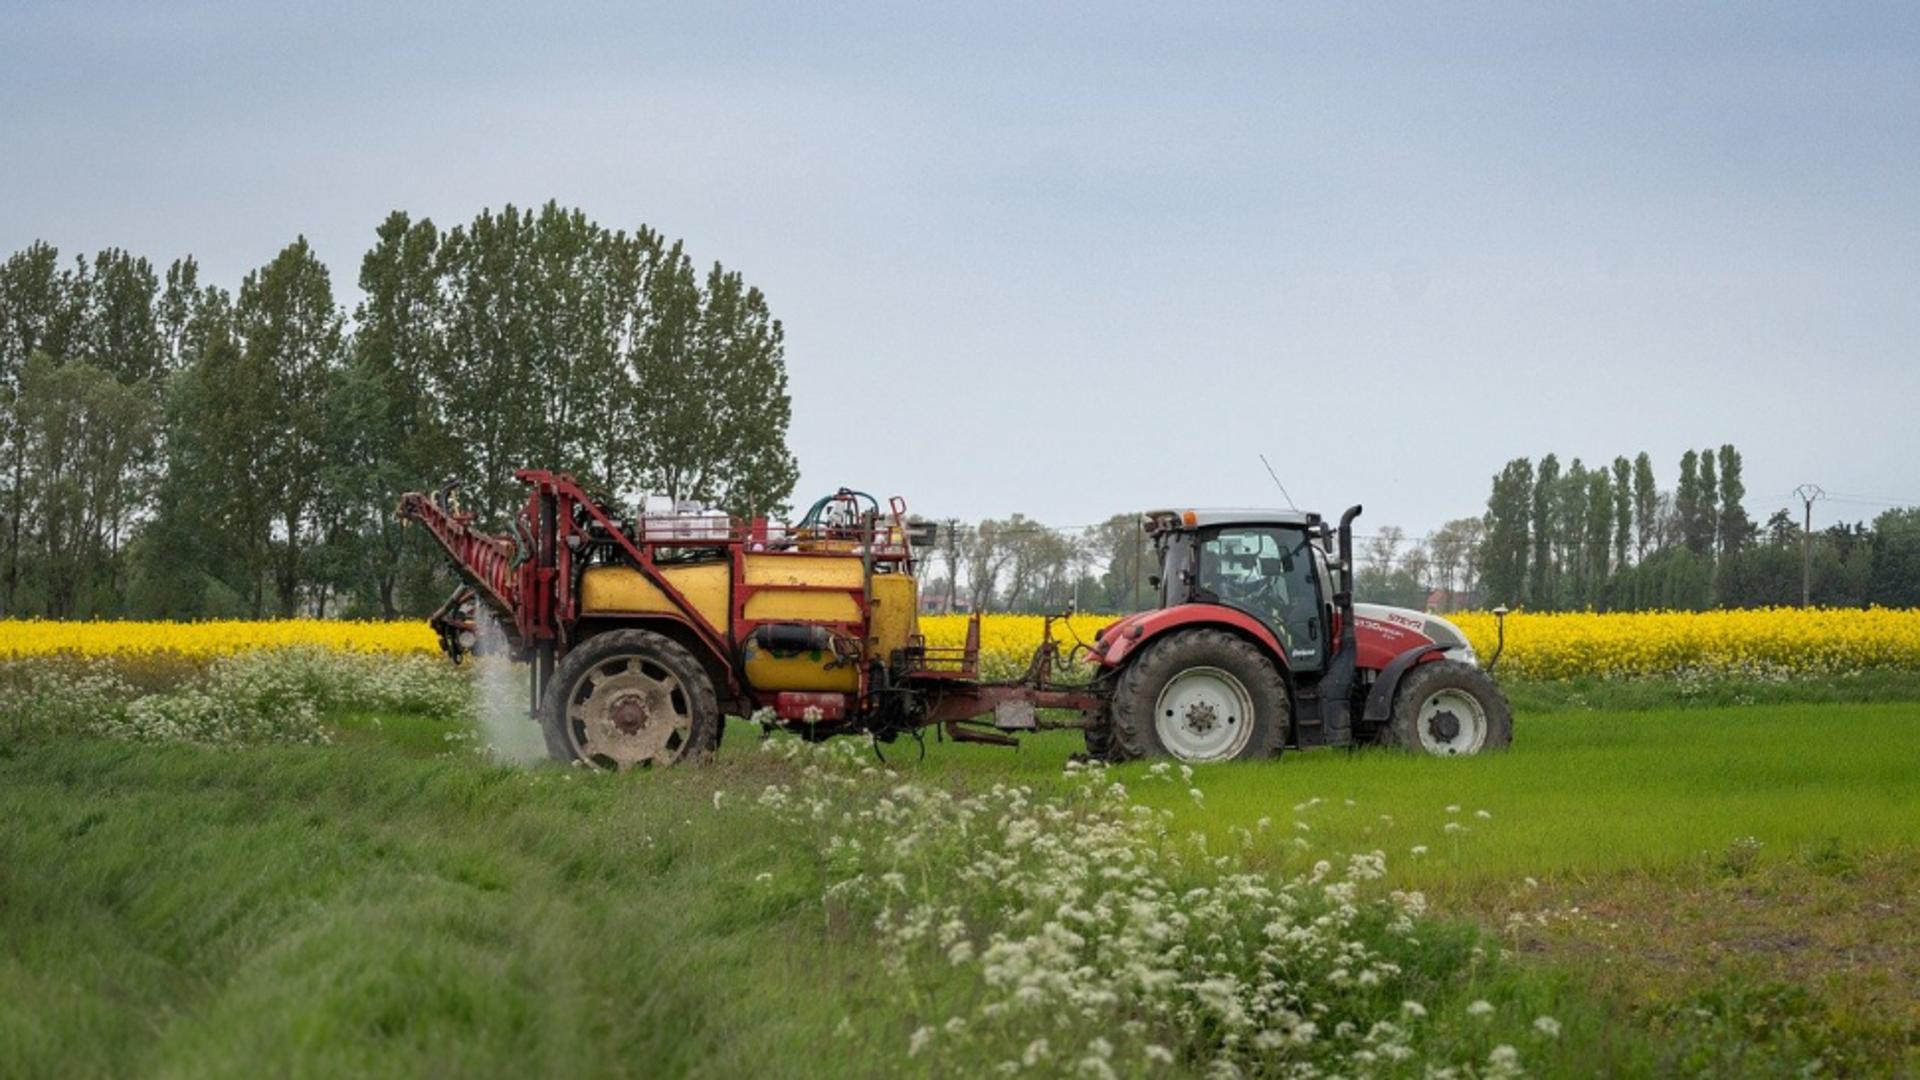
[
  {"left": 540, "top": 629, "right": 722, "bottom": 769},
  {"left": 1109, "top": 629, "right": 1287, "bottom": 764}
]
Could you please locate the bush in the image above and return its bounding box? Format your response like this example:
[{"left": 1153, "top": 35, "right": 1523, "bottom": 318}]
[{"left": 0, "top": 648, "right": 471, "bottom": 749}]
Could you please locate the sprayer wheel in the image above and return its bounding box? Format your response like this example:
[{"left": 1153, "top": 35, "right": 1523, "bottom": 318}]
[{"left": 540, "top": 629, "right": 721, "bottom": 769}]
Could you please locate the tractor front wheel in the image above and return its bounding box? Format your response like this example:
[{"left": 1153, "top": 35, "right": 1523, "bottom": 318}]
[
  {"left": 1381, "top": 660, "right": 1512, "bottom": 757},
  {"left": 1107, "top": 629, "right": 1287, "bottom": 764},
  {"left": 540, "top": 629, "right": 721, "bottom": 769}
]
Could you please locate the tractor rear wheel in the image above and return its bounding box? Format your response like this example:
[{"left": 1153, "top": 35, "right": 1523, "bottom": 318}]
[
  {"left": 1381, "top": 660, "right": 1512, "bottom": 757},
  {"left": 1108, "top": 629, "right": 1287, "bottom": 764},
  {"left": 541, "top": 629, "right": 721, "bottom": 769}
]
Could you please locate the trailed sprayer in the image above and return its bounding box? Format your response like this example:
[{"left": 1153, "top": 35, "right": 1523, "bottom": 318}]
[{"left": 398, "top": 472, "right": 1511, "bottom": 768}]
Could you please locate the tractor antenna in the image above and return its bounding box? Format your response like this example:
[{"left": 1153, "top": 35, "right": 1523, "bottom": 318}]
[{"left": 1259, "top": 454, "right": 1298, "bottom": 511}]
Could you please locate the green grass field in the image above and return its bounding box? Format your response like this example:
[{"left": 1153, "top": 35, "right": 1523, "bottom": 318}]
[
  {"left": 896, "top": 703, "right": 1920, "bottom": 887},
  {"left": 2, "top": 694, "right": 1915, "bottom": 1077}
]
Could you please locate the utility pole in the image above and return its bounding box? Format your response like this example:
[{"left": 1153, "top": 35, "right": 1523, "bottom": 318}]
[
  {"left": 1794, "top": 484, "right": 1825, "bottom": 608},
  {"left": 944, "top": 518, "right": 960, "bottom": 613}
]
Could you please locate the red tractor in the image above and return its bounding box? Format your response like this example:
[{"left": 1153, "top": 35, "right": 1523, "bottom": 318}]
[
  {"left": 1084, "top": 507, "right": 1510, "bottom": 761},
  {"left": 399, "top": 473, "right": 1510, "bottom": 768}
]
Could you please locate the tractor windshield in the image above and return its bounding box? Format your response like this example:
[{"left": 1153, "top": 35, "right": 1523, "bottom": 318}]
[{"left": 1193, "top": 525, "right": 1326, "bottom": 671}]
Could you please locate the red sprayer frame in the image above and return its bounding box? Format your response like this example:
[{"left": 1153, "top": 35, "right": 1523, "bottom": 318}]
[{"left": 398, "top": 471, "right": 1103, "bottom": 742}]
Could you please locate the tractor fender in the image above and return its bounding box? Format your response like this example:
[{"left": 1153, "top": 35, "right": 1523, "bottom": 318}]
[
  {"left": 1089, "top": 604, "right": 1290, "bottom": 675},
  {"left": 1360, "top": 643, "right": 1452, "bottom": 726}
]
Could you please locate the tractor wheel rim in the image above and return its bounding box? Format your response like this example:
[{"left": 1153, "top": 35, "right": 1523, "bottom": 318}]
[
  {"left": 1154, "top": 666, "right": 1256, "bottom": 763},
  {"left": 565, "top": 654, "right": 694, "bottom": 769},
  {"left": 1415, "top": 687, "right": 1488, "bottom": 757}
]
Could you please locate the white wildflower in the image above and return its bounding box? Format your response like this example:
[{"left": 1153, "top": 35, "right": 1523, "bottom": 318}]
[
  {"left": 1401, "top": 1000, "right": 1427, "bottom": 1019},
  {"left": 1533, "top": 1015, "right": 1562, "bottom": 1038},
  {"left": 1144, "top": 1045, "right": 1175, "bottom": 1065},
  {"left": 908, "top": 1025, "right": 933, "bottom": 1057},
  {"left": 1467, "top": 999, "right": 1495, "bottom": 1018},
  {"left": 1475, "top": 808, "right": 1493, "bottom": 820},
  {"left": 1445, "top": 804, "right": 1461, "bottom": 814},
  {"left": 1410, "top": 844, "right": 1429, "bottom": 856}
]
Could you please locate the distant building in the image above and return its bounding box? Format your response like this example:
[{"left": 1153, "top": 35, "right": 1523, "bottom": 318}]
[
  {"left": 919, "top": 591, "right": 970, "bottom": 615},
  {"left": 1424, "top": 588, "right": 1481, "bottom": 613}
]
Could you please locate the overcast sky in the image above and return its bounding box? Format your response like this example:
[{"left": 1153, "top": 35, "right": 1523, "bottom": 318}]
[{"left": 5, "top": 2, "right": 1916, "bottom": 536}]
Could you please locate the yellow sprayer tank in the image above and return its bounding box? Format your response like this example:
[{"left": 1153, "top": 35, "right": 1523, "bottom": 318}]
[{"left": 575, "top": 553, "right": 918, "bottom": 694}]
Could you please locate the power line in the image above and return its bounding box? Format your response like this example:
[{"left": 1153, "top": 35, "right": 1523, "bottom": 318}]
[{"left": 1822, "top": 491, "right": 1919, "bottom": 508}]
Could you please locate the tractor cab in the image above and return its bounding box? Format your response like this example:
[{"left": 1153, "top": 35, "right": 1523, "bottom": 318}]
[{"left": 1145, "top": 508, "right": 1337, "bottom": 673}]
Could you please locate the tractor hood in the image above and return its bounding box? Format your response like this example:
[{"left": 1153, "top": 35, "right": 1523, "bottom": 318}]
[{"left": 1352, "top": 604, "right": 1476, "bottom": 664}]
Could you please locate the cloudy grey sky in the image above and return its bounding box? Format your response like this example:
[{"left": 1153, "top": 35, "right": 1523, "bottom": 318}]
[{"left": 5, "top": 2, "right": 1916, "bottom": 535}]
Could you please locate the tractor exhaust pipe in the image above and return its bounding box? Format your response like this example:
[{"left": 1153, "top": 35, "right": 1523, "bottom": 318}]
[{"left": 1320, "top": 505, "right": 1363, "bottom": 747}]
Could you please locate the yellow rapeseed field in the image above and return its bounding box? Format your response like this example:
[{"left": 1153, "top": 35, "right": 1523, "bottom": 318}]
[
  {"left": 1446, "top": 607, "right": 1920, "bottom": 680},
  {"left": 918, "top": 613, "right": 1119, "bottom": 660},
  {"left": 0, "top": 619, "right": 438, "bottom": 659},
  {"left": 4, "top": 608, "right": 1918, "bottom": 680}
]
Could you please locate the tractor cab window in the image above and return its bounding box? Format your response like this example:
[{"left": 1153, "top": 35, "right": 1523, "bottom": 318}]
[{"left": 1194, "top": 526, "right": 1326, "bottom": 671}]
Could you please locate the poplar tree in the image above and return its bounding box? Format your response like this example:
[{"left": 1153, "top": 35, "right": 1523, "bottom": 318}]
[
  {"left": 1695, "top": 449, "right": 1719, "bottom": 559},
  {"left": 1716, "top": 444, "right": 1751, "bottom": 555},
  {"left": 1675, "top": 451, "right": 1701, "bottom": 556},
  {"left": 1632, "top": 452, "right": 1658, "bottom": 559},
  {"left": 1610, "top": 456, "right": 1633, "bottom": 569},
  {"left": 1529, "top": 454, "right": 1559, "bottom": 607},
  {"left": 1551, "top": 459, "right": 1590, "bottom": 608},
  {"left": 1584, "top": 470, "right": 1613, "bottom": 607},
  {"left": 1482, "top": 458, "right": 1533, "bottom": 606}
]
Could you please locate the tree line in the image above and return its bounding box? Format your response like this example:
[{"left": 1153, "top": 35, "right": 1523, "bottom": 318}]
[
  {"left": 921, "top": 448, "right": 1920, "bottom": 615},
  {"left": 913, "top": 514, "right": 1492, "bottom": 616},
  {"left": 0, "top": 203, "right": 798, "bottom": 619},
  {"left": 1474, "top": 446, "right": 1919, "bottom": 611}
]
